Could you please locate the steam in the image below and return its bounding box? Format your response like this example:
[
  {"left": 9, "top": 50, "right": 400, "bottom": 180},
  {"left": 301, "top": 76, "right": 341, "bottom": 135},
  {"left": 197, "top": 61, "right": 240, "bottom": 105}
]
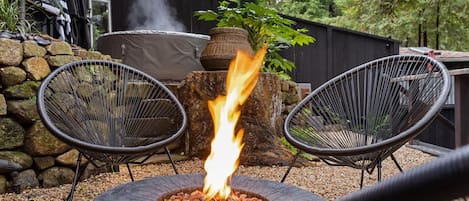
[{"left": 127, "top": 0, "right": 186, "bottom": 32}]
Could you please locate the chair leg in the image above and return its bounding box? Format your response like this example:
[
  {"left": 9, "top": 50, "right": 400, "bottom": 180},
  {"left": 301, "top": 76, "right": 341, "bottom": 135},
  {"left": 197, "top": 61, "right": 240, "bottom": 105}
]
[
  {"left": 360, "top": 168, "right": 365, "bottom": 189},
  {"left": 126, "top": 163, "right": 135, "bottom": 181},
  {"left": 281, "top": 152, "right": 300, "bottom": 183},
  {"left": 67, "top": 152, "right": 83, "bottom": 201},
  {"left": 391, "top": 154, "right": 403, "bottom": 172},
  {"left": 377, "top": 158, "right": 382, "bottom": 182},
  {"left": 165, "top": 146, "right": 179, "bottom": 174}
]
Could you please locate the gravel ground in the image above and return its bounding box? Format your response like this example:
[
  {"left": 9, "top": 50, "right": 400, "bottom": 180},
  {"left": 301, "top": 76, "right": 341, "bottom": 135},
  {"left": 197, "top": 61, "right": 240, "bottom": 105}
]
[{"left": 0, "top": 145, "right": 435, "bottom": 201}]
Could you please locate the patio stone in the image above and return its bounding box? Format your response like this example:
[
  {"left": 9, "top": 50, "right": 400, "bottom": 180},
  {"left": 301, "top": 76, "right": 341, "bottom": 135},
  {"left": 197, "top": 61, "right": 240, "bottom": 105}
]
[
  {"left": 23, "top": 40, "right": 46, "bottom": 57},
  {"left": 0, "top": 67, "right": 27, "bottom": 86},
  {"left": 0, "top": 118, "right": 25, "bottom": 149},
  {"left": 0, "top": 38, "right": 22, "bottom": 66}
]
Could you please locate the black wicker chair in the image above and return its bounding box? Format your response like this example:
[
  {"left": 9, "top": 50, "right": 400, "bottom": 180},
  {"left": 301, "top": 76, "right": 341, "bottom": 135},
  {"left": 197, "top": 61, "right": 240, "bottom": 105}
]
[
  {"left": 337, "top": 144, "right": 469, "bottom": 201},
  {"left": 281, "top": 55, "right": 451, "bottom": 187},
  {"left": 37, "top": 60, "right": 187, "bottom": 201}
]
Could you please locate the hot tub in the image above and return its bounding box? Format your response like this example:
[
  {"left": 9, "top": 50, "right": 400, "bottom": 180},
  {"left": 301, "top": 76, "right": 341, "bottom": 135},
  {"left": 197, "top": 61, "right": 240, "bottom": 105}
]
[{"left": 97, "top": 30, "right": 210, "bottom": 81}]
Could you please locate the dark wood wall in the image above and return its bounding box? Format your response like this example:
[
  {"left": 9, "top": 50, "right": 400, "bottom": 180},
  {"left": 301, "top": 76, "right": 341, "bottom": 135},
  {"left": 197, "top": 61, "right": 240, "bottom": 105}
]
[{"left": 110, "top": 0, "right": 400, "bottom": 88}]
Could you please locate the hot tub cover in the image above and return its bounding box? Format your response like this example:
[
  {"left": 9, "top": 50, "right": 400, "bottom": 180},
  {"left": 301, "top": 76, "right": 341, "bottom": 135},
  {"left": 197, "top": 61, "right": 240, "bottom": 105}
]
[{"left": 97, "top": 30, "right": 210, "bottom": 81}]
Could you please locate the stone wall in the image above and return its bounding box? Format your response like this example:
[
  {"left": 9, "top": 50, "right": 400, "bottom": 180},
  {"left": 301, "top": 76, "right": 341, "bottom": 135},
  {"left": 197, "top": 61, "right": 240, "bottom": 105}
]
[
  {"left": 0, "top": 35, "right": 303, "bottom": 194},
  {"left": 0, "top": 36, "right": 115, "bottom": 194}
]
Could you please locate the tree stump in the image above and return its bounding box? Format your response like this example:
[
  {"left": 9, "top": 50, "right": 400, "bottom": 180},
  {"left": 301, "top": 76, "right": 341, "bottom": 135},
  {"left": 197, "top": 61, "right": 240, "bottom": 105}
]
[{"left": 179, "top": 71, "right": 296, "bottom": 166}]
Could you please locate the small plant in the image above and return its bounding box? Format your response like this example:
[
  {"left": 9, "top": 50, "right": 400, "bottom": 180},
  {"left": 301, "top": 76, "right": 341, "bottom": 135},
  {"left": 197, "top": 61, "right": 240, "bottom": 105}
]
[
  {"left": 195, "top": 0, "right": 315, "bottom": 80},
  {"left": 280, "top": 136, "right": 315, "bottom": 161},
  {"left": 0, "top": 0, "right": 34, "bottom": 34}
]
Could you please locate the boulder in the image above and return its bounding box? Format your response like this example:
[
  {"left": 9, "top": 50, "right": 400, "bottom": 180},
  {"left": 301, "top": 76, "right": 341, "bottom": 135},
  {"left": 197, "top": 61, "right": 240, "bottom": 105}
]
[
  {"left": 3, "top": 81, "right": 41, "bottom": 99},
  {"left": 180, "top": 71, "right": 296, "bottom": 166},
  {"left": 23, "top": 121, "right": 70, "bottom": 156},
  {"left": 76, "top": 50, "right": 112, "bottom": 60},
  {"left": 0, "top": 38, "right": 22, "bottom": 66},
  {"left": 33, "top": 156, "right": 55, "bottom": 170},
  {"left": 0, "top": 118, "right": 25, "bottom": 149},
  {"left": 80, "top": 162, "right": 108, "bottom": 181},
  {"left": 56, "top": 149, "right": 88, "bottom": 167},
  {"left": 0, "top": 175, "right": 5, "bottom": 194},
  {"left": 22, "top": 57, "right": 51, "bottom": 80},
  {"left": 0, "top": 151, "right": 33, "bottom": 169},
  {"left": 0, "top": 66, "right": 27, "bottom": 86},
  {"left": 46, "top": 41, "right": 73, "bottom": 55},
  {"left": 46, "top": 55, "right": 81, "bottom": 68},
  {"left": 38, "top": 167, "right": 74, "bottom": 188},
  {"left": 23, "top": 40, "right": 47, "bottom": 57},
  {"left": 7, "top": 98, "right": 39, "bottom": 124},
  {"left": 17, "top": 169, "right": 39, "bottom": 191},
  {"left": 0, "top": 94, "right": 5, "bottom": 115}
]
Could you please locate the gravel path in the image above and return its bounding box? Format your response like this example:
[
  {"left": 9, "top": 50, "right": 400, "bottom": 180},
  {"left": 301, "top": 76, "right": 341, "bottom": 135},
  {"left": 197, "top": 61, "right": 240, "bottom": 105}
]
[{"left": 0, "top": 145, "right": 435, "bottom": 201}]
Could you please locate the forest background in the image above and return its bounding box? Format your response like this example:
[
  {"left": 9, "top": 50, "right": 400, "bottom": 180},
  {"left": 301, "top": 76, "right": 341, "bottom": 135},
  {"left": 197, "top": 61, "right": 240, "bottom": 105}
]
[{"left": 262, "top": 0, "right": 469, "bottom": 52}]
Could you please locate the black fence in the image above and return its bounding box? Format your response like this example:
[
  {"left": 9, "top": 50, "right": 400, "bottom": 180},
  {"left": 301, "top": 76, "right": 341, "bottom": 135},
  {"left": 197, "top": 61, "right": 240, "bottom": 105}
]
[
  {"left": 108, "top": 0, "right": 461, "bottom": 150},
  {"left": 110, "top": 0, "right": 400, "bottom": 89}
]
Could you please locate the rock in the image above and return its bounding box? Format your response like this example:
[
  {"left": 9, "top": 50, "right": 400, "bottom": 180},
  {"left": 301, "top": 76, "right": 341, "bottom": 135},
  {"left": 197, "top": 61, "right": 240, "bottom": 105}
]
[
  {"left": 33, "top": 156, "right": 55, "bottom": 170},
  {"left": 23, "top": 121, "right": 70, "bottom": 156},
  {"left": 0, "top": 66, "right": 27, "bottom": 86},
  {"left": 0, "top": 94, "right": 6, "bottom": 115},
  {"left": 7, "top": 98, "right": 40, "bottom": 124},
  {"left": 0, "top": 38, "right": 23, "bottom": 66},
  {"left": 56, "top": 149, "right": 88, "bottom": 167},
  {"left": 0, "top": 151, "right": 33, "bottom": 169},
  {"left": 46, "top": 55, "right": 81, "bottom": 67},
  {"left": 17, "top": 169, "right": 39, "bottom": 191},
  {"left": 46, "top": 41, "right": 73, "bottom": 55},
  {"left": 80, "top": 162, "right": 107, "bottom": 181},
  {"left": 38, "top": 167, "right": 74, "bottom": 188},
  {"left": 281, "top": 80, "right": 290, "bottom": 91},
  {"left": 0, "top": 175, "right": 5, "bottom": 194},
  {"left": 3, "top": 81, "right": 41, "bottom": 99},
  {"left": 180, "top": 71, "right": 295, "bottom": 166},
  {"left": 23, "top": 40, "right": 47, "bottom": 57},
  {"left": 76, "top": 50, "right": 112, "bottom": 60},
  {"left": 0, "top": 118, "right": 25, "bottom": 149},
  {"left": 282, "top": 91, "right": 300, "bottom": 105},
  {"left": 22, "top": 57, "right": 51, "bottom": 80}
]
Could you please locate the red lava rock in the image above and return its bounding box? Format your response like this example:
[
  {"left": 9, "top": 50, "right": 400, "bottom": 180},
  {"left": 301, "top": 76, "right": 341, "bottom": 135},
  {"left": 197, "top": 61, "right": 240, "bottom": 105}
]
[{"left": 165, "top": 190, "right": 264, "bottom": 201}]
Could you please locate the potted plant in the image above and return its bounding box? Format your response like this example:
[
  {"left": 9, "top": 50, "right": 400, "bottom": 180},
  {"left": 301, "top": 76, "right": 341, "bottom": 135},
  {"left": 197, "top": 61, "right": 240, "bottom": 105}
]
[
  {"left": 194, "top": 0, "right": 315, "bottom": 79},
  {"left": 0, "top": 0, "right": 34, "bottom": 35}
]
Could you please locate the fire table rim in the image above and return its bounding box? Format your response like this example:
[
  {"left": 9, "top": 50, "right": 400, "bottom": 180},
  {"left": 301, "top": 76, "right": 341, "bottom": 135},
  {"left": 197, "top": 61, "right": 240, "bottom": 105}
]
[{"left": 94, "top": 173, "right": 325, "bottom": 201}]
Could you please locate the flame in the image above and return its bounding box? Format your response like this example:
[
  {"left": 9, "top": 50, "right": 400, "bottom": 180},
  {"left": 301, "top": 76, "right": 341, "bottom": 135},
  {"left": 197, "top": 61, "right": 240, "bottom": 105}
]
[{"left": 203, "top": 48, "right": 267, "bottom": 200}]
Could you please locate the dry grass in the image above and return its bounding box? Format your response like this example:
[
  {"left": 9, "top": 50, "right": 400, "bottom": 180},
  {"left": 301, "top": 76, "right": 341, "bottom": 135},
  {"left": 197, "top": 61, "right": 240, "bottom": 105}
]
[{"left": 0, "top": 145, "right": 435, "bottom": 201}]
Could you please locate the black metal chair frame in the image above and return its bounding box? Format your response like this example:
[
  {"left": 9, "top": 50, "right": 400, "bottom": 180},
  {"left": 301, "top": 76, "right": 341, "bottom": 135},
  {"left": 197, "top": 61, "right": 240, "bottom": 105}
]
[
  {"left": 337, "top": 144, "right": 469, "bottom": 201},
  {"left": 37, "top": 60, "right": 187, "bottom": 201},
  {"left": 281, "top": 55, "right": 451, "bottom": 188}
]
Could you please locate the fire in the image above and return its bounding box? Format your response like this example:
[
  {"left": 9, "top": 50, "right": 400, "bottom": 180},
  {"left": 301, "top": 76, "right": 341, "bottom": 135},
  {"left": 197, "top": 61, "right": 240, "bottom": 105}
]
[{"left": 203, "top": 48, "right": 267, "bottom": 200}]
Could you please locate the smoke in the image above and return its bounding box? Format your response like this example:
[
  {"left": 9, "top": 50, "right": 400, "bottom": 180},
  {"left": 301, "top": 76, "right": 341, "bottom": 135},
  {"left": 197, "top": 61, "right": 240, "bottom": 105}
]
[{"left": 127, "top": 0, "right": 186, "bottom": 32}]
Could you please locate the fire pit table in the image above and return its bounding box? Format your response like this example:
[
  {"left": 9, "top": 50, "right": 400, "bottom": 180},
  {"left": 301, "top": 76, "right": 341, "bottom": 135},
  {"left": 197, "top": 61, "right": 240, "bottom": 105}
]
[{"left": 94, "top": 174, "right": 324, "bottom": 201}]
